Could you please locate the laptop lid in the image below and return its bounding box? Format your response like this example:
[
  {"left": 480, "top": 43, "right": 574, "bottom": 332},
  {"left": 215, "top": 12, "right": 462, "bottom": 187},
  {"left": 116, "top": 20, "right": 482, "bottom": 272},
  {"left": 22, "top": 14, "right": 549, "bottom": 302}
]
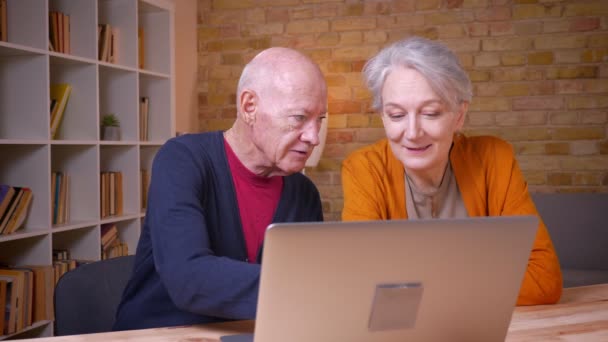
[{"left": 248, "top": 216, "right": 538, "bottom": 342}]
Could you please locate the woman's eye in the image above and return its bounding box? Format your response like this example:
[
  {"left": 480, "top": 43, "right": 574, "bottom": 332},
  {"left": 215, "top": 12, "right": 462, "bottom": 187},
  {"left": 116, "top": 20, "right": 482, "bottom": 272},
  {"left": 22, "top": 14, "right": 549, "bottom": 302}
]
[
  {"left": 423, "top": 112, "right": 440, "bottom": 118},
  {"left": 386, "top": 113, "right": 405, "bottom": 121}
]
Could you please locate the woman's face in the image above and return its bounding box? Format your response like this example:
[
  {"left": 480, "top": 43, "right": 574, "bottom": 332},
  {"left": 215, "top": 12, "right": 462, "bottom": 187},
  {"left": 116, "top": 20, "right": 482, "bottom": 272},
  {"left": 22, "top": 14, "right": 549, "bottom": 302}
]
[{"left": 380, "top": 66, "right": 466, "bottom": 180}]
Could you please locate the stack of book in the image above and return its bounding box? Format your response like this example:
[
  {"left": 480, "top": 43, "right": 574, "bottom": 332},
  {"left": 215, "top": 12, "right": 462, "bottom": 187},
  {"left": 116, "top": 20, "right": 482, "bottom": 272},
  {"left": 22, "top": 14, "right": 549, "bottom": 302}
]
[
  {"left": 100, "top": 223, "right": 128, "bottom": 260},
  {"left": 0, "top": 265, "right": 54, "bottom": 335},
  {"left": 0, "top": 0, "right": 7, "bottom": 42},
  {"left": 0, "top": 185, "right": 33, "bottom": 235},
  {"left": 139, "top": 97, "right": 149, "bottom": 141},
  {"left": 98, "top": 23, "right": 118, "bottom": 63},
  {"left": 100, "top": 171, "right": 123, "bottom": 219},
  {"left": 51, "top": 172, "right": 69, "bottom": 226},
  {"left": 50, "top": 83, "right": 72, "bottom": 140},
  {"left": 48, "top": 11, "right": 70, "bottom": 53}
]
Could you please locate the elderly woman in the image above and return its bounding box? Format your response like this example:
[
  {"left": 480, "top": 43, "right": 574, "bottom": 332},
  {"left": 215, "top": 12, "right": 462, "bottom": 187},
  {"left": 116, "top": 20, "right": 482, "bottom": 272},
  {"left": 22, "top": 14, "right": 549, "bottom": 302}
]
[{"left": 342, "top": 36, "right": 562, "bottom": 305}]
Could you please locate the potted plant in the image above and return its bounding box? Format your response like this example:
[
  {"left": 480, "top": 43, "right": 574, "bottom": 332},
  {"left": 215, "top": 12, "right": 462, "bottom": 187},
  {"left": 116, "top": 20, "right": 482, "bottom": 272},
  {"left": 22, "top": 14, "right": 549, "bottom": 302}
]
[{"left": 101, "top": 114, "right": 121, "bottom": 141}]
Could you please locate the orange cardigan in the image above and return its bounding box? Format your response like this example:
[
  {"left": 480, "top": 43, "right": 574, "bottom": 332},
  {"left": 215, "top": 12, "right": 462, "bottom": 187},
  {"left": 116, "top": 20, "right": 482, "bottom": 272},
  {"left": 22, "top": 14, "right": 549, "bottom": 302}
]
[{"left": 342, "top": 134, "right": 562, "bottom": 305}]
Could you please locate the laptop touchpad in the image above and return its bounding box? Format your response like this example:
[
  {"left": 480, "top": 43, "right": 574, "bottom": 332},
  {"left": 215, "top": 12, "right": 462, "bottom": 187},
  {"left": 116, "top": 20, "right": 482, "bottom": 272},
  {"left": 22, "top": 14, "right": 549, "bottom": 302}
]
[{"left": 368, "top": 282, "right": 424, "bottom": 331}]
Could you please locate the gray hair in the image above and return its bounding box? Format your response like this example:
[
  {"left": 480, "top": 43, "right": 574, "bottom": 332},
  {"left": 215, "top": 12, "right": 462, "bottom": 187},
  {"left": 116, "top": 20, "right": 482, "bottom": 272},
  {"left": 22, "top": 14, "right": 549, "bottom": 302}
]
[{"left": 363, "top": 36, "right": 472, "bottom": 113}]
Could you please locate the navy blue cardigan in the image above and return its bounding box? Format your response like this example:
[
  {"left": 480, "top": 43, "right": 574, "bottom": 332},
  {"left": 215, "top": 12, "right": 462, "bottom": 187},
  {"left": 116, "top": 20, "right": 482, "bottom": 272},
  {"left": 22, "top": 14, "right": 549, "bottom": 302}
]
[{"left": 113, "top": 131, "right": 323, "bottom": 330}]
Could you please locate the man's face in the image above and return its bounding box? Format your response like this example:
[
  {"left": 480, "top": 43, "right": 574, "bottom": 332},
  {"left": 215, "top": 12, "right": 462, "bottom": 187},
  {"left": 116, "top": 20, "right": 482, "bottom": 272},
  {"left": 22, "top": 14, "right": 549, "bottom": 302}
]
[{"left": 250, "top": 76, "right": 327, "bottom": 176}]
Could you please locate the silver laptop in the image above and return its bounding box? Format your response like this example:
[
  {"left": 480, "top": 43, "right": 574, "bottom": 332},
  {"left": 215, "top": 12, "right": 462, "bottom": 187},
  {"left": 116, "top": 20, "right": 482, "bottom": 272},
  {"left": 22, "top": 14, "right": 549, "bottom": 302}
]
[{"left": 222, "top": 216, "right": 538, "bottom": 342}]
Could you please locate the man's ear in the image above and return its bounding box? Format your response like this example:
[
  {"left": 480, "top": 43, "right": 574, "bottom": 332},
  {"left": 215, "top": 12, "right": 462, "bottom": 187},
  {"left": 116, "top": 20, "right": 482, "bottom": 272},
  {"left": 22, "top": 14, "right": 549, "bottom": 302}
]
[
  {"left": 454, "top": 101, "right": 468, "bottom": 131},
  {"left": 239, "top": 90, "right": 257, "bottom": 125}
]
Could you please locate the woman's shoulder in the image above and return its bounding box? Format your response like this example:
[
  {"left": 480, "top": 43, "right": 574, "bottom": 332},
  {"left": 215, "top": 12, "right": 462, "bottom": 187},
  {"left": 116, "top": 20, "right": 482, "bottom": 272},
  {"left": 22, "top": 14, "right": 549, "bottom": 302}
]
[{"left": 455, "top": 134, "right": 514, "bottom": 158}]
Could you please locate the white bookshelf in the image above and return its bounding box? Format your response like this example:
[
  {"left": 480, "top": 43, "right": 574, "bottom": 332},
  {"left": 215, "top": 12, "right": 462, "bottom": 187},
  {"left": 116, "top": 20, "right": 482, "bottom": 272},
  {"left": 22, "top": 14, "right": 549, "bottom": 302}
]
[{"left": 0, "top": 0, "right": 174, "bottom": 338}]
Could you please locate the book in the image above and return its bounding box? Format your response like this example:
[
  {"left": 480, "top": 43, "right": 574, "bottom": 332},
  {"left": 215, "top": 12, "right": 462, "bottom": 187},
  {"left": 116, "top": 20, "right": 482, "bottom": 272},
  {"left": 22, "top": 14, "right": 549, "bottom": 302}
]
[
  {"left": 0, "top": 187, "right": 22, "bottom": 235},
  {"left": 0, "top": 0, "right": 7, "bottom": 42},
  {"left": 4, "top": 187, "right": 32, "bottom": 234},
  {"left": 0, "top": 276, "right": 16, "bottom": 334},
  {"left": 0, "top": 184, "right": 15, "bottom": 219},
  {"left": 0, "top": 279, "right": 6, "bottom": 335},
  {"left": 138, "top": 27, "right": 144, "bottom": 69},
  {"left": 50, "top": 83, "right": 72, "bottom": 139}
]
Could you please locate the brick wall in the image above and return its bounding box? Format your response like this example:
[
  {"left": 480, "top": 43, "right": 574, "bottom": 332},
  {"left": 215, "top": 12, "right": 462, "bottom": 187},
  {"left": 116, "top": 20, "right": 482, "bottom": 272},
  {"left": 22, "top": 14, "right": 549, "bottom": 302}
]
[{"left": 197, "top": 0, "right": 608, "bottom": 221}]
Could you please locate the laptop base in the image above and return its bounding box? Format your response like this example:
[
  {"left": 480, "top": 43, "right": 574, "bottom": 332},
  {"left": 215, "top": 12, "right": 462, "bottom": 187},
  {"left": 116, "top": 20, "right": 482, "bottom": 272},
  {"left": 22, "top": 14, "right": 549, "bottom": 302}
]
[{"left": 220, "top": 333, "right": 254, "bottom": 342}]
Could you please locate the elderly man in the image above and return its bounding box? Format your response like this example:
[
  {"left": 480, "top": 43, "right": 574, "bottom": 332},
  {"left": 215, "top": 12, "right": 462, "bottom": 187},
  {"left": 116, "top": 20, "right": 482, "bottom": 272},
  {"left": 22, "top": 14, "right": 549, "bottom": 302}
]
[{"left": 113, "top": 47, "right": 327, "bottom": 330}]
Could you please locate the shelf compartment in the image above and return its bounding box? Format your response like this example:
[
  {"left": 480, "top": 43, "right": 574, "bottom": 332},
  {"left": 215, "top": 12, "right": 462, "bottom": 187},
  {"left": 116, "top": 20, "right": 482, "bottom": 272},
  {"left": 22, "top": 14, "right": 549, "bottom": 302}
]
[
  {"left": 51, "top": 145, "right": 99, "bottom": 225},
  {"left": 138, "top": 0, "right": 171, "bottom": 74},
  {"left": 53, "top": 225, "right": 100, "bottom": 261},
  {"left": 49, "top": 0, "right": 97, "bottom": 59},
  {"left": 99, "top": 65, "right": 138, "bottom": 141},
  {"left": 114, "top": 218, "right": 139, "bottom": 256},
  {"left": 50, "top": 57, "right": 98, "bottom": 140},
  {"left": 0, "top": 54, "right": 48, "bottom": 140},
  {"left": 100, "top": 145, "right": 139, "bottom": 216},
  {"left": 139, "top": 73, "right": 172, "bottom": 142},
  {"left": 4, "top": 0, "right": 47, "bottom": 50},
  {"left": 98, "top": 0, "right": 137, "bottom": 68},
  {"left": 0, "top": 145, "right": 50, "bottom": 231},
  {"left": 0, "top": 234, "right": 51, "bottom": 266}
]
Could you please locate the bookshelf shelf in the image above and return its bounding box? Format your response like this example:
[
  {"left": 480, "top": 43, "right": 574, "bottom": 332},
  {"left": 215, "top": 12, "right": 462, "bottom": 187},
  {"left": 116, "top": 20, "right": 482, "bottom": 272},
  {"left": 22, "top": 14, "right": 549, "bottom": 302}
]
[{"left": 0, "top": 0, "right": 174, "bottom": 337}]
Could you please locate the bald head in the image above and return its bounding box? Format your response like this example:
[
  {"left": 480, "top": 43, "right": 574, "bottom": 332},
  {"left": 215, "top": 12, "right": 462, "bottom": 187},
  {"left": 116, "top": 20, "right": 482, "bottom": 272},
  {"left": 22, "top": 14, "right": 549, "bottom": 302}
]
[{"left": 237, "top": 47, "right": 326, "bottom": 104}]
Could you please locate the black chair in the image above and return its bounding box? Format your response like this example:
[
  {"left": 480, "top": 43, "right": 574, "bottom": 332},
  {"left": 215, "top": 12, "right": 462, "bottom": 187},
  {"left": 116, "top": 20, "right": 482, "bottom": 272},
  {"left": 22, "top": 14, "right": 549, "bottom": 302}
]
[{"left": 54, "top": 255, "right": 135, "bottom": 335}]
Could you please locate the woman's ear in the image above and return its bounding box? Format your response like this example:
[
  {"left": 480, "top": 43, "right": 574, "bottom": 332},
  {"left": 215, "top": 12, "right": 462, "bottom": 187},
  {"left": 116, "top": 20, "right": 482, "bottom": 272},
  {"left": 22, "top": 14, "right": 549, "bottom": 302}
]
[
  {"left": 454, "top": 101, "right": 468, "bottom": 131},
  {"left": 239, "top": 89, "right": 257, "bottom": 125}
]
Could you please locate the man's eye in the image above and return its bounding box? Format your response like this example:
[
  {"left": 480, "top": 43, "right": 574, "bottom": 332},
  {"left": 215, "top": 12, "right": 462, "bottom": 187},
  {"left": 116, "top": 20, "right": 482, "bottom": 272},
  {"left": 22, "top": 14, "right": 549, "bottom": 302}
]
[{"left": 291, "top": 115, "right": 307, "bottom": 122}]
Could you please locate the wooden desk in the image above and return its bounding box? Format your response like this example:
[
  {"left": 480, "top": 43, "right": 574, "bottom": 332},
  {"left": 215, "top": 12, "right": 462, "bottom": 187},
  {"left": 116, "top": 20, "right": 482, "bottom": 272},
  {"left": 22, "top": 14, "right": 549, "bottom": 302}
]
[{"left": 28, "top": 284, "right": 608, "bottom": 341}]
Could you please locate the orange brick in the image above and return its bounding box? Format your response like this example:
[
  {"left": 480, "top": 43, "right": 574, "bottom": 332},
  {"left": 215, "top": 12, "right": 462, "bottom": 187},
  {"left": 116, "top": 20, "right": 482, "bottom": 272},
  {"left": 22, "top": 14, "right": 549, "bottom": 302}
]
[
  {"left": 474, "top": 83, "right": 500, "bottom": 97},
  {"left": 413, "top": 27, "right": 439, "bottom": 40},
  {"left": 354, "top": 128, "right": 387, "bottom": 143},
  {"left": 326, "top": 130, "right": 355, "bottom": 144},
  {"left": 266, "top": 8, "right": 289, "bottom": 22},
  {"left": 567, "top": 96, "right": 608, "bottom": 109},
  {"left": 512, "top": 97, "right": 564, "bottom": 110},
  {"left": 391, "top": 14, "right": 425, "bottom": 29},
  {"left": 475, "top": 7, "right": 511, "bottom": 21},
  {"left": 489, "top": 22, "right": 514, "bottom": 36},
  {"left": 213, "top": 0, "right": 255, "bottom": 10},
  {"left": 352, "top": 87, "right": 371, "bottom": 101},
  {"left": 313, "top": 3, "right": 339, "bottom": 17},
  {"left": 474, "top": 53, "right": 500, "bottom": 67},
  {"left": 550, "top": 112, "right": 578, "bottom": 125},
  {"left": 325, "top": 75, "right": 346, "bottom": 87},
  {"left": 364, "top": 31, "right": 387, "bottom": 44},
  {"left": 286, "top": 20, "right": 329, "bottom": 34},
  {"left": 370, "top": 114, "right": 384, "bottom": 128},
  {"left": 416, "top": 0, "right": 441, "bottom": 10},
  {"left": 503, "top": 127, "right": 552, "bottom": 141},
  {"left": 363, "top": 1, "right": 390, "bottom": 15},
  {"left": 570, "top": 141, "right": 599, "bottom": 155},
  {"left": 308, "top": 49, "right": 331, "bottom": 61},
  {"left": 468, "top": 70, "right": 491, "bottom": 81},
  {"left": 553, "top": 127, "right": 605, "bottom": 140},
  {"left": 203, "top": 118, "right": 234, "bottom": 131},
  {"left": 259, "top": 0, "right": 300, "bottom": 5},
  {"left": 547, "top": 173, "right": 572, "bottom": 186},
  {"left": 528, "top": 81, "right": 554, "bottom": 96},
  {"left": 522, "top": 170, "right": 546, "bottom": 185},
  {"left": 564, "top": 3, "right": 608, "bottom": 17},
  {"left": 198, "top": 27, "right": 220, "bottom": 40},
  {"left": 392, "top": 0, "right": 415, "bottom": 13},
  {"left": 245, "top": 8, "right": 265, "bottom": 23},
  {"left": 328, "top": 114, "right": 347, "bottom": 129},
  {"left": 469, "top": 97, "right": 510, "bottom": 111},
  {"left": 290, "top": 7, "right": 313, "bottom": 20},
  {"left": 555, "top": 50, "right": 582, "bottom": 64},
  {"left": 501, "top": 53, "right": 526, "bottom": 66},
  {"left": 438, "top": 24, "right": 467, "bottom": 39},
  {"left": 327, "top": 86, "right": 351, "bottom": 101},
  {"left": 572, "top": 173, "right": 600, "bottom": 186},
  {"left": 556, "top": 80, "right": 584, "bottom": 94},
  {"left": 467, "top": 22, "right": 489, "bottom": 36},
  {"left": 517, "top": 155, "right": 560, "bottom": 171},
  {"left": 344, "top": 3, "right": 364, "bottom": 16},
  {"left": 492, "top": 68, "right": 526, "bottom": 81},
  {"left": 244, "top": 23, "right": 284, "bottom": 36},
  {"left": 330, "top": 101, "right": 362, "bottom": 114},
  {"left": 581, "top": 112, "right": 608, "bottom": 124},
  {"left": 535, "top": 35, "right": 587, "bottom": 49},
  {"left": 332, "top": 17, "right": 376, "bottom": 31},
  {"left": 347, "top": 114, "right": 370, "bottom": 127},
  {"left": 425, "top": 12, "right": 471, "bottom": 25},
  {"left": 317, "top": 184, "right": 344, "bottom": 199},
  {"left": 543, "top": 19, "right": 570, "bottom": 33},
  {"left": 581, "top": 49, "right": 608, "bottom": 63},
  {"left": 513, "top": 4, "right": 562, "bottom": 19},
  {"left": 340, "top": 32, "right": 363, "bottom": 45},
  {"left": 482, "top": 37, "right": 533, "bottom": 51},
  {"left": 327, "top": 61, "right": 352, "bottom": 73},
  {"left": 515, "top": 142, "right": 545, "bottom": 155},
  {"left": 333, "top": 46, "right": 378, "bottom": 60},
  {"left": 351, "top": 60, "right": 366, "bottom": 72},
  {"left": 546, "top": 66, "right": 597, "bottom": 79},
  {"left": 514, "top": 0, "right": 538, "bottom": 4},
  {"left": 601, "top": 141, "right": 608, "bottom": 154},
  {"left": 560, "top": 156, "right": 608, "bottom": 171},
  {"left": 467, "top": 112, "right": 496, "bottom": 126},
  {"left": 463, "top": 0, "right": 489, "bottom": 8},
  {"left": 589, "top": 35, "right": 608, "bottom": 48},
  {"left": 457, "top": 53, "right": 474, "bottom": 68},
  {"left": 442, "top": 38, "right": 481, "bottom": 52},
  {"left": 528, "top": 51, "right": 554, "bottom": 65},
  {"left": 514, "top": 21, "right": 542, "bottom": 35},
  {"left": 570, "top": 18, "right": 600, "bottom": 32},
  {"left": 545, "top": 142, "right": 570, "bottom": 155},
  {"left": 496, "top": 111, "right": 547, "bottom": 126}
]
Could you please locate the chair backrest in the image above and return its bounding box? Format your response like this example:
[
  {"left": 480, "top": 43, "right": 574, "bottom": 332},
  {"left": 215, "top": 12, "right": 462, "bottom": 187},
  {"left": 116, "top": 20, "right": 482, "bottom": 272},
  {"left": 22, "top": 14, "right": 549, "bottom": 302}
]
[{"left": 54, "top": 255, "right": 135, "bottom": 336}]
